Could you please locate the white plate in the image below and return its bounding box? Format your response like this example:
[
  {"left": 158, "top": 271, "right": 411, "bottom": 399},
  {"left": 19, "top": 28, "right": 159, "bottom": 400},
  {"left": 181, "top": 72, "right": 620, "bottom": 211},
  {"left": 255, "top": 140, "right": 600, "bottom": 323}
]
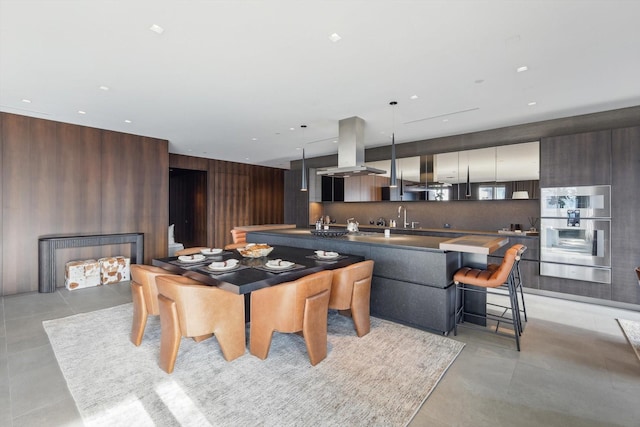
[
  {"left": 264, "top": 259, "right": 295, "bottom": 270},
  {"left": 201, "top": 248, "right": 223, "bottom": 256},
  {"left": 315, "top": 250, "right": 339, "bottom": 259},
  {"left": 178, "top": 254, "right": 206, "bottom": 263},
  {"left": 206, "top": 259, "right": 240, "bottom": 271}
]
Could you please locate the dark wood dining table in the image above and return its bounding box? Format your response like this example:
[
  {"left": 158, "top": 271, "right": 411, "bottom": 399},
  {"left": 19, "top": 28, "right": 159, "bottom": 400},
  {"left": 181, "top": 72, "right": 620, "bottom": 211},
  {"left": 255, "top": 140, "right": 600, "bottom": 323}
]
[{"left": 152, "top": 244, "right": 365, "bottom": 295}]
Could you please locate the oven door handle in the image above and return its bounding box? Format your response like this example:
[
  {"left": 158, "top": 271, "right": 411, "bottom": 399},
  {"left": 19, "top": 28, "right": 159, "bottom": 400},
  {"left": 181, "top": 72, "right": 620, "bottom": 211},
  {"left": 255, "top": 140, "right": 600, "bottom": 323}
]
[{"left": 592, "top": 229, "right": 605, "bottom": 257}]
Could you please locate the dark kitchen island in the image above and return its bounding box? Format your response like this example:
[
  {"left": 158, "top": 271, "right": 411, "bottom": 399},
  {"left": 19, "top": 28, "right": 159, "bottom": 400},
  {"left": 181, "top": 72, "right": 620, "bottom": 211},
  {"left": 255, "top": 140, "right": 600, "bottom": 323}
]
[{"left": 246, "top": 228, "right": 508, "bottom": 334}]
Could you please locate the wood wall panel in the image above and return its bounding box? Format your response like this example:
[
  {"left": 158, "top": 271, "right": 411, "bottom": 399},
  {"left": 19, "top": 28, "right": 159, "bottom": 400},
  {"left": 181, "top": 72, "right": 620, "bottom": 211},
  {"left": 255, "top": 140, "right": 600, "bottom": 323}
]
[
  {"left": 101, "top": 131, "right": 169, "bottom": 263},
  {"left": 0, "top": 113, "right": 169, "bottom": 294},
  {"left": 213, "top": 171, "right": 250, "bottom": 248},
  {"left": 169, "top": 153, "right": 209, "bottom": 171},
  {"left": 611, "top": 126, "right": 640, "bottom": 304},
  {"left": 168, "top": 154, "right": 284, "bottom": 249}
]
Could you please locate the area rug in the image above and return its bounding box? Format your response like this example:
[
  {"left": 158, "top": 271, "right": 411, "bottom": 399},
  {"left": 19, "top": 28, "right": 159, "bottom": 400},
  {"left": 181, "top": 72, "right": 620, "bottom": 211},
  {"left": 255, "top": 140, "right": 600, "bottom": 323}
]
[
  {"left": 618, "top": 318, "right": 640, "bottom": 362},
  {"left": 43, "top": 303, "right": 464, "bottom": 427}
]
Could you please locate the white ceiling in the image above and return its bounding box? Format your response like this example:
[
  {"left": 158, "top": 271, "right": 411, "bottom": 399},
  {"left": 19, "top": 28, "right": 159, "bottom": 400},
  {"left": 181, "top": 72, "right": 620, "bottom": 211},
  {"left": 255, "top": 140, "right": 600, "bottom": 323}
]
[{"left": 2, "top": 0, "right": 639, "bottom": 170}]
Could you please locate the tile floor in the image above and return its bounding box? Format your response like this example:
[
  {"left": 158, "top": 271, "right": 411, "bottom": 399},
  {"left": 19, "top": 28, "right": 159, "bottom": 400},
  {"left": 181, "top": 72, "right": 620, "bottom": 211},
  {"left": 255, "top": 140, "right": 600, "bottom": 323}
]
[{"left": 1, "top": 283, "right": 639, "bottom": 426}]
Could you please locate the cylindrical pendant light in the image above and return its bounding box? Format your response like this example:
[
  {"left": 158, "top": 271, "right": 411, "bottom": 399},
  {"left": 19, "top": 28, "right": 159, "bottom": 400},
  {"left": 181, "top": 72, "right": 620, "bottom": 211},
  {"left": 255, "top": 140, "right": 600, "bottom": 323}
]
[
  {"left": 389, "top": 101, "right": 398, "bottom": 188},
  {"left": 300, "top": 124, "right": 308, "bottom": 192}
]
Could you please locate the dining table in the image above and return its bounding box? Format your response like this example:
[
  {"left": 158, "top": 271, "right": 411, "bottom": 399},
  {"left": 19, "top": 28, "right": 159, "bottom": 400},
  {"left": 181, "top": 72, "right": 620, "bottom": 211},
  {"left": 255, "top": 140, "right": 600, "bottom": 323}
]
[{"left": 152, "top": 244, "right": 365, "bottom": 295}]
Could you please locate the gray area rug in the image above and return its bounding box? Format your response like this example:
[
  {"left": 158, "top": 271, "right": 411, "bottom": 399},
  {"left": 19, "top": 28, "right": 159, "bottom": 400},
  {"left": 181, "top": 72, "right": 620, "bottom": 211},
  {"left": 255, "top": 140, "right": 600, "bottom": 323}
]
[
  {"left": 618, "top": 318, "right": 640, "bottom": 362},
  {"left": 43, "top": 303, "right": 464, "bottom": 427}
]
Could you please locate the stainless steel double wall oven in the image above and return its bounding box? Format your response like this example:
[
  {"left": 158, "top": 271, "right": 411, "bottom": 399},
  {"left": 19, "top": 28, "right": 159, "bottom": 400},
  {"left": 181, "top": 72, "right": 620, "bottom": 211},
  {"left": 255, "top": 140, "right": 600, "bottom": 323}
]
[{"left": 540, "top": 185, "right": 611, "bottom": 284}]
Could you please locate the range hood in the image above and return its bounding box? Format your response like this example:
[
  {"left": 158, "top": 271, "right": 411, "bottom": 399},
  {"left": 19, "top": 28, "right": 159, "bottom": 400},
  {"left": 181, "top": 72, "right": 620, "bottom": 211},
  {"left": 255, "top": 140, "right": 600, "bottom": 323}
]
[{"left": 316, "top": 116, "right": 386, "bottom": 177}]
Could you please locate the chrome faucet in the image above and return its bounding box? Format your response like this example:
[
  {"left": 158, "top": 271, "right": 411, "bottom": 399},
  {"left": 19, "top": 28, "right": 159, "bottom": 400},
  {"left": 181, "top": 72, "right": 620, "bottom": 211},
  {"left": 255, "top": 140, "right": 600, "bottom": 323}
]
[{"left": 397, "top": 205, "right": 409, "bottom": 228}]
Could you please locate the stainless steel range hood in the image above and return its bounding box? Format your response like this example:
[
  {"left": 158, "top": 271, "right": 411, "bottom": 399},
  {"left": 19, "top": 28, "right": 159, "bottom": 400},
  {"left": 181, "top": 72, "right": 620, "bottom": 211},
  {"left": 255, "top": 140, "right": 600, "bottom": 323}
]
[{"left": 316, "top": 116, "right": 386, "bottom": 177}]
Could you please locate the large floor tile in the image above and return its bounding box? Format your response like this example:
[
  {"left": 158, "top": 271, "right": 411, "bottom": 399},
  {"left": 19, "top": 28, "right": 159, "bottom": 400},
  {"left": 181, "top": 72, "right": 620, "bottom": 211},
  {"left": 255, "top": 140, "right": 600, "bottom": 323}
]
[
  {"left": 3, "top": 291, "right": 70, "bottom": 321},
  {"left": 5, "top": 308, "right": 74, "bottom": 354},
  {"left": 13, "top": 396, "right": 83, "bottom": 427},
  {"left": 57, "top": 283, "right": 131, "bottom": 313},
  {"left": 8, "top": 345, "right": 72, "bottom": 418}
]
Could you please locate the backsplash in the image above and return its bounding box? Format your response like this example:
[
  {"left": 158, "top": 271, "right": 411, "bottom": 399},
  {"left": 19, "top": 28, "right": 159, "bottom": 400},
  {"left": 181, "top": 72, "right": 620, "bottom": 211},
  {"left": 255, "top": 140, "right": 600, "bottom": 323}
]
[{"left": 316, "top": 200, "right": 540, "bottom": 232}]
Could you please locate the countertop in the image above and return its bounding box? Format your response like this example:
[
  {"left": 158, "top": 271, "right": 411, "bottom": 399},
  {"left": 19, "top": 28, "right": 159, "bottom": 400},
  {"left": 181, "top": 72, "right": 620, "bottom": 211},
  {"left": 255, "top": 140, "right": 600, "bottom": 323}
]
[
  {"left": 311, "top": 223, "right": 539, "bottom": 238},
  {"left": 250, "top": 228, "right": 508, "bottom": 255}
]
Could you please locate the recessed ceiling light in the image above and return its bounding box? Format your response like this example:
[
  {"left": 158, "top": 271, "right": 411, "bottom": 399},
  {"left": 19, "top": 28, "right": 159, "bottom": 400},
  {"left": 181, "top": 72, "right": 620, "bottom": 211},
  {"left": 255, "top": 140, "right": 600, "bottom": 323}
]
[
  {"left": 410, "top": 95, "right": 419, "bottom": 100},
  {"left": 124, "top": 119, "right": 132, "bottom": 123},
  {"left": 329, "top": 33, "right": 342, "bottom": 42},
  {"left": 289, "top": 127, "right": 295, "bottom": 131},
  {"left": 252, "top": 137, "right": 257, "bottom": 141},
  {"left": 149, "top": 24, "right": 164, "bottom": 34},
  {"left": 22, "top": 98, "right": 31, "bottom": 103},
  {"left": 99, "top": 86, "right": 109, "bottom": 91},
  {"left": 442, "top": 119, "right": 449, "bottom": 122},
  {"left": 517, "top": 66, "right": 528, "bottom": 73},
  {"left": 333, "top": 140, "right": 338, "bottom": 144},
  {"left": 528, "top": 101, "right": 537, "bottom": 106},
  {"left": 78, "top": 110, "right": 86, "bottom": 115}
]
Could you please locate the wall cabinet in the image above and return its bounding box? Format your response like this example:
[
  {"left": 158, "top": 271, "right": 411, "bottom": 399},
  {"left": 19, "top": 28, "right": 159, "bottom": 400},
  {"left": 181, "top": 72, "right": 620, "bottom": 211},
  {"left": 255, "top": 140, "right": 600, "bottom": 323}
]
[
  {"left": 540, "top": 130, "right": 611, "bottom": 187},
  {"left": 610, "top": 126, "right": 640, "bottom": 304},
  {"left": 344, "top": 175, "right": 388, "bottom": 201},
  {"left": 321, "top": 176, "right": 344, "bottom": 202}
]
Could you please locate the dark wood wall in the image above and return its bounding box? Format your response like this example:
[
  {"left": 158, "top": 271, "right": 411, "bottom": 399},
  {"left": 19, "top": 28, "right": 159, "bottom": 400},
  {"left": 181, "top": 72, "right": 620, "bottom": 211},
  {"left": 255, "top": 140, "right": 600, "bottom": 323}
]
[
  {"left": 0, "top": 114, "right": 285, "bottom": 295},
  {"left": 169, "top": 154, "right": 285, "bottom": 249},
  {"left": 0, "top": 112, "right": 169, "bottom": 295}
]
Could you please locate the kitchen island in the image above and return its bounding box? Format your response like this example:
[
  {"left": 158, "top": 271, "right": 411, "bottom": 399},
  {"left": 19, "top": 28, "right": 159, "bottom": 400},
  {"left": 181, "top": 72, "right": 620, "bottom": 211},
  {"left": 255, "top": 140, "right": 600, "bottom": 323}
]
[{"left": 246, "top": 228, "right": 508, "bottom": 334}]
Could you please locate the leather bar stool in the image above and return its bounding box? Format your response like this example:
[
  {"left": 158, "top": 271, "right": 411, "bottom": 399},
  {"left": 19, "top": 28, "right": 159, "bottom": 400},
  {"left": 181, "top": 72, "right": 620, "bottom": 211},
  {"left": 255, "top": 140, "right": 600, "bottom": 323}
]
[
  {"left": 453, "top": 244, "right": 521, "bottom": 350},
  {"left": 487, "top": 244, "right": 528, "bottom": 331}
]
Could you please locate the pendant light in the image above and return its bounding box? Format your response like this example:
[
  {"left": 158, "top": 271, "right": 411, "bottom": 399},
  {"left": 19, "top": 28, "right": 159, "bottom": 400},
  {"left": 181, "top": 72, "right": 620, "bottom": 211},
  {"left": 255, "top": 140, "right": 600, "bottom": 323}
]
[
  {"left": 300, "top": 126, "right": 308, "bottom": 192},
  {"left": 389, "top": 101, "right": 398, "bottom": 188},
  {"left": 465, "top": 165, "right": 471, "bottom": 198},
  {"left": 300, "top": 124, "right": 308, "bottom": 192}
]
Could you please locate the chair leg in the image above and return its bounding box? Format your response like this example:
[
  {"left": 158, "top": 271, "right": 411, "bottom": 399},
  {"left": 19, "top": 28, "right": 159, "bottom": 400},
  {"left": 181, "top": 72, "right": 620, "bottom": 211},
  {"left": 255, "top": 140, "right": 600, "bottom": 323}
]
[
  {"left": 214, "top": 301, "right": 247, "bottom": 362},
  {"left": 350, "top": 279, "right": 371, "bottom": 337},
  {"left": 302, "top": 289, "right": 330, "bottom": 366},
  {"left": 507, "top": 282, "right": 521, "bottom": 351},
  {"left": 516, "top": 265, "right": 528, "bottom": 322},
  {"left": 192, "top": 334, "right": 213, "bottom": 343},
  {"left": 130, "top": 282, "right": 148, "bottom": 346},
  {"left": 158, "top": 294, "right": 182, "bottom": 374},
  {"left": 249, "top": 317, "right": 275, "bottom": 360}
]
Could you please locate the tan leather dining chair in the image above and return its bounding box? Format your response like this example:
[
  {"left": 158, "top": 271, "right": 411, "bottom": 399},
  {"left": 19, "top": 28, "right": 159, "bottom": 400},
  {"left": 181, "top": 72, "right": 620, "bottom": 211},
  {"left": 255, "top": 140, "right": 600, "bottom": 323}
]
[
  {"left": 250, "top": 270, "right": 333, "bottom": 366},
  {"left": 224, "top": 229, "right": 247, "bottom": 250},
  {"left": 329, "top": 260, "right": 375, "bottom": 337},
  {"left": 130, "top": 264, "right": 179, "bottom": 346},
  {"left": 156, "top": 275, "right": 246, "bottom": 373},
  {"left": 174, "top": 246, "right": 208, "bottom": 256}
]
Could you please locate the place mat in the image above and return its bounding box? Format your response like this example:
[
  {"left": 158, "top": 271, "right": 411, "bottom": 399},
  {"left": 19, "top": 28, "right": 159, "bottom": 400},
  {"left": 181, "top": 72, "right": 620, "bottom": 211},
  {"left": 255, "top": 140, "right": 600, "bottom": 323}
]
[
  {"left": 201, "top": 250, "right": 234, "bottom": 257},
  {"left": 167, "top": 259, "right": 210, "bottom": 268},
  {"left": 195, "top": 264, "right": 249, "bottom": 276},
  {"left": 252, "top": 263, "right": 306, "bottom": 274},
  {"left": 306, "top": 254, "right": 348, "bottom": 262}
]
